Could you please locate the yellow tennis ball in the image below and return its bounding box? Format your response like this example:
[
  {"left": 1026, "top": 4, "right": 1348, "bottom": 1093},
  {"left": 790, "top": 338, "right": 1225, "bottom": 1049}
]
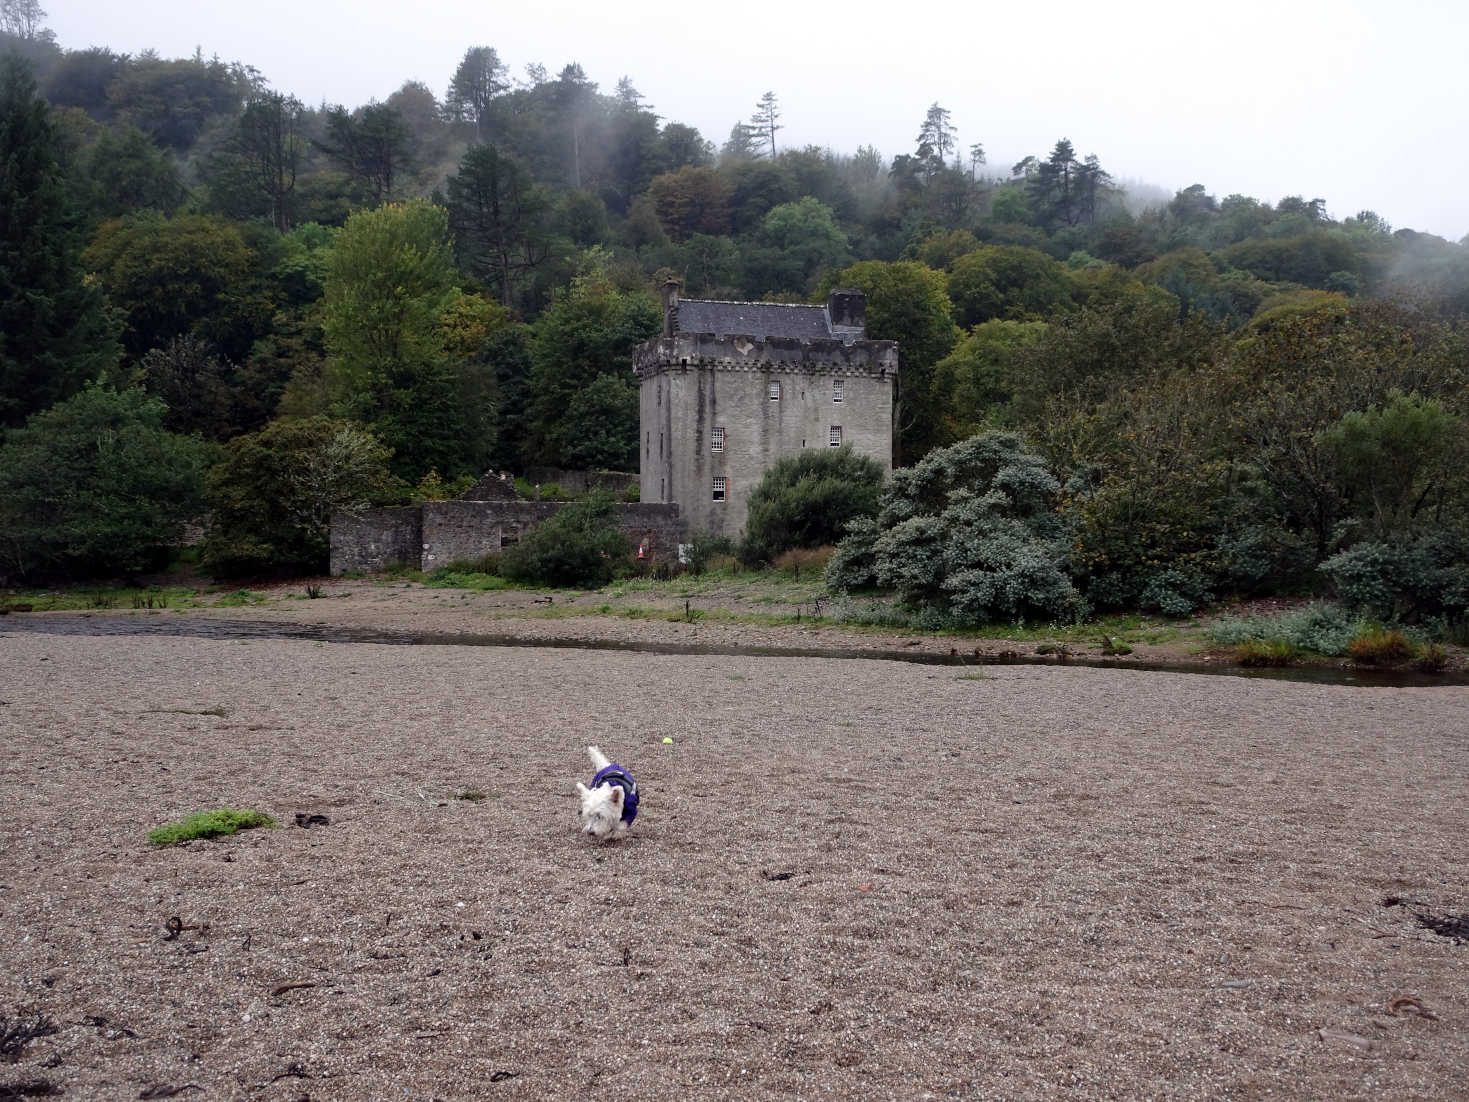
[{"left": 662, "top": 737, "right": 674, "bottom": 744}]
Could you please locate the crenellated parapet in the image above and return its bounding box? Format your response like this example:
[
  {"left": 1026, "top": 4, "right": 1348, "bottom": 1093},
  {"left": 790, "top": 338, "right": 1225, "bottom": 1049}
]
[{"left": 634, "top": 331, "right": 899, "bottom": 379}]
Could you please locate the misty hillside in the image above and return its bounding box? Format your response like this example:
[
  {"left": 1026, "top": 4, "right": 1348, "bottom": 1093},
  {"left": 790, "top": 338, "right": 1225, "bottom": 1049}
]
[{"left": 3, "top": 13, "right": 1468, "bottom": 640}]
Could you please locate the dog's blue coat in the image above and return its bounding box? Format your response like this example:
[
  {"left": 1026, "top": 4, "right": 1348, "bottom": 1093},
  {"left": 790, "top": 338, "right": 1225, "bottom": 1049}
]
[{"left": 590, "top": 763, "right": 639, "bottom": 824}]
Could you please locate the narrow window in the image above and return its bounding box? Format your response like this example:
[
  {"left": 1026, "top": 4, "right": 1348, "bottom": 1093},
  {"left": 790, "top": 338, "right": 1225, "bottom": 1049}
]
[
  {"left": 712, "top": 476, "right": 727, "bottom": 501},
  {"left": 829, "top": 425, "right": 843, "bottom": 447},
  {"left": 657, "top": 381, "right": 662, "bottom": 407},
  {"left": 645, "top": 431, "right": 649, "bottom": 457},
  {"left": 658, "top": 432, "right": 663, "bottom": 458},
  {"left": 833, "top": 377, "right": 844, "bottom": 403},
  {"left": 711, "top": 426, "right": 725, "bottom": 452},
  {"left": 660, "top": 477, "right": 665, "bottom": 500},
  {"left": 768, "top": 380, "right": 781, "bottom": 401}
]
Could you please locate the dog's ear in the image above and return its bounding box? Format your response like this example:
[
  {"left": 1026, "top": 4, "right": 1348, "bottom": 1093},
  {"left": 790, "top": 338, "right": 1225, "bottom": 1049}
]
[
  {"left": 608, "top": 786, "right": 624, "bottom": 806},
  {"left": 575, "top": 782, "right": 590, "bottom": 797}
]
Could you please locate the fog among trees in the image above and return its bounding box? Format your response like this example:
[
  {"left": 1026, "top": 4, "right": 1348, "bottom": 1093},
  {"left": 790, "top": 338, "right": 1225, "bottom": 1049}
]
[{"left": 3, "top": 8, "right": 1467, "bottom": 634}]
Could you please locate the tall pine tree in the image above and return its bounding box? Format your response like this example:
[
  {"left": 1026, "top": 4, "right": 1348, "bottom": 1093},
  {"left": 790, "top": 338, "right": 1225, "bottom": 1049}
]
[{"left": 0, "top": 55, "right": 116, "bottom": 426}]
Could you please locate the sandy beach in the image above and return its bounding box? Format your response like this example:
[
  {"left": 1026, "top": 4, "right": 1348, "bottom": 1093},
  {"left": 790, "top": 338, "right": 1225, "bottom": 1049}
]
[{"left": 1, "top": 595, "right": 1466, "bottom": 1100}]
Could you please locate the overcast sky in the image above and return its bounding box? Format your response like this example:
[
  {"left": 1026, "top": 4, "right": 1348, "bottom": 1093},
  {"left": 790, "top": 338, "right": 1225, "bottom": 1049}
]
[{"left": 45, "top": 0, "right": 1469, "bottom": 241}]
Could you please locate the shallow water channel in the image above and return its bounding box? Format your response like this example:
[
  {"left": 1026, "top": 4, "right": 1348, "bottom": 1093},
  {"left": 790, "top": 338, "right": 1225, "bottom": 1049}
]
[{"left": 4, "top": 612, "right": 1465, "bottom": 689}]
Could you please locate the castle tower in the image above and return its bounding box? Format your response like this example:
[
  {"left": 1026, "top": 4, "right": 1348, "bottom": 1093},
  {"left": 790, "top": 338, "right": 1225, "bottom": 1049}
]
[{"left": 633, "top": 285, "right": 898, "bottom": 541}]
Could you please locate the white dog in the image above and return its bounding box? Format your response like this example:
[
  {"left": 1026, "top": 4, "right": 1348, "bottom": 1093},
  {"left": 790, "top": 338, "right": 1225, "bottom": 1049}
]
[{"left": 575, "top": 745, "right": 640, "bottom": 839}]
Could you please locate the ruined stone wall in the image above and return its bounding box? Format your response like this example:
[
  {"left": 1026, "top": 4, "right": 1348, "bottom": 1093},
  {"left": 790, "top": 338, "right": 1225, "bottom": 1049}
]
[
  {"left": 522, "top": 467, "right": 638, "bottom": 496},
  {"left": 328, "top": 507, "right": 422, "bottom": 575},
  {"left": 330, "top": 502, "right": 682, "bottom": 575}
]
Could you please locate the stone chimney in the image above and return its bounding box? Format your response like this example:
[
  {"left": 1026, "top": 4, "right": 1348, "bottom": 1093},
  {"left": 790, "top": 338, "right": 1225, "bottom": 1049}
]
[
  {"left": 660, "top": 278, "right": 682, "bottom": 337},
  {"left": 827, "top": 288, "right": 866, "bottom": 335}
]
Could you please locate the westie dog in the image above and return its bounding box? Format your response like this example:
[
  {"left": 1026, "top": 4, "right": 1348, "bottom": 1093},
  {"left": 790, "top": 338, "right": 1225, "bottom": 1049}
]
[{"left": 575, "top": 745, "right": 639, "bottom": 839}]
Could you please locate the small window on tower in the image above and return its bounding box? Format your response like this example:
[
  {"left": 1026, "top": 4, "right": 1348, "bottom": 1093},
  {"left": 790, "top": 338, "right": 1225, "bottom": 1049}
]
[
  {"left": 829, "top": 425, "right": 843, "bottom": 447},
  {"left": 711, "top": 426, "right": 725, "bottom": 452},
  {"left": 712, "top": 476, "right": 727, "bottom": 501},
  {"left": 768, "top": 380, "right": 782, "bottom": 401},
  {"left": 833, "top": 377, "right": 844, "bottom": 402}
]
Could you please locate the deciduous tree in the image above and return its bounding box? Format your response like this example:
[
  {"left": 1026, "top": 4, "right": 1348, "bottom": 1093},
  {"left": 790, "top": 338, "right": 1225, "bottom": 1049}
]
[
  {"left": 746, "top": 196, "right": 850, "bottom": 294},
  {"left": 77, "top": 123, "right": 185, "bottom": 220},
  {"left": 647, "top": 164, "right": 732, "bottom": 242},
  {"left": 947, "top": 245, "right": 1078, "bottom": 329},
  {"left": 82, "top": 212, "right": 274, "bottom": 363},
  {"left": 1, "top": 0, "right": 47, "bottom": 40},
  {"left": 0, "top": 387, "right": 211, "bottom": 579},
  {"left": 525, "top": 278, "right": 659, "bottom": 465},
  {"left": 203, "top": 416, "right": 394, "bottom": 576},
  {"left": 321, "top": 200, "right": 455, "bottom": 401}
]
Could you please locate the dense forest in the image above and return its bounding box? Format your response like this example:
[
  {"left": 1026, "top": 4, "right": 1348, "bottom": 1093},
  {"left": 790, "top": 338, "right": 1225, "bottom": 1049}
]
[{"left": 2, "top": 4, "right": 1467, "bottom": 634}]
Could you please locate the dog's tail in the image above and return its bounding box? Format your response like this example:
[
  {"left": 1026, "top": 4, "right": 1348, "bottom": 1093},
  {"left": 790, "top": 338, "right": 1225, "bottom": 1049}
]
[{"left": 587, "top": 745, "right": 611, "bottom": 772}]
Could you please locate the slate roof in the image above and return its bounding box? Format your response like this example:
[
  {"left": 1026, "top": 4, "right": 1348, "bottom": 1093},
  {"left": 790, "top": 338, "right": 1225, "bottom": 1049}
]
[{"left": 674, "top": 300, "right": 834, "bottom": 341}]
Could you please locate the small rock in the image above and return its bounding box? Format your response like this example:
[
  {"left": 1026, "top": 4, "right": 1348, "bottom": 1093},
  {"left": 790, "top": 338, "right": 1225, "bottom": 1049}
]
[{"left": 1318, "top": 1028, "right": 1374, "bottom": 1051}]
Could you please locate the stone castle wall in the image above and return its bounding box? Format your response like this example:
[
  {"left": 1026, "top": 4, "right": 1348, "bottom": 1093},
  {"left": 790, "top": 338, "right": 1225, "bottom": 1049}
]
[
  {"left": 522, "top": 467, "right": 639, "bottom": 496},
  {"left": 636, "top": 333, "right": 897, "bottom": 541},
  {"left": 330, "top": 501, "right": 682, "bottom": 576},
  {"left": 634, "top": 332, "right": 898, "bottom": 378}
]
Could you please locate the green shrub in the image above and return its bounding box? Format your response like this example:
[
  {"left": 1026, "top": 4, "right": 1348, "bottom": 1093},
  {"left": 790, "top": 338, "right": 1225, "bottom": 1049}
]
[
  {"left": 738, "top": 446, "right": 886, "bottom": 567},
  {"left": 1138, "top": 568, "right": 1214, "bottom": 618},
  {"left": 826, "top": 596, "right": 921, "bottom": 630},
  {"left": 213, "top": 589, "right": 265, "bottom": 607},
  {"left": 425, "top": 568, "right": 510, "bottom": 591},
  {"left": 1206, "top": 602, "right": 1365, "bottom": 657},
  {"left": 500, "top": 493, "right": 628, "bottom": 587},
  {"left": 1319, "top": 390, "right": 1463, "bottom": 542},
  {"left": 413, "top": 469, "right": 474, "bottom": 501},
  {"left": 684, "top": 533, "right": 736, "bottom": 575},
  {"left": 1320, "top": 535, "right": 1469, "bottom": 626},
  {"left": 148, "top": 808, "right": 276, "bottom": 845},
  {"left": 1346, "top": 628, "right": 1415, "bottom": 665},
  {"left": 829, "top": 433, "right": 1082, "bottom": 625},
  {"left": 1235, "top": 640, "right": 1302, "bottom": 667},
  {"left": 823, "top": 517, "right": 882, "bottom": 591},
  {"left": 770, "top": 546, "right": 835, "bottom": 576},
  {"left": 441, "top": 553, "right": 503, "bottom": 575},
  {"left": 1414, "top": 643, "right": 1449, "bottom": 673}
]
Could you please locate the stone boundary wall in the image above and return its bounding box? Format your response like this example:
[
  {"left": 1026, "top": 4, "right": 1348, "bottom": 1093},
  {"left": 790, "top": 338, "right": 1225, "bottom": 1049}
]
[
  {"left": 521, "top": 468, "right": 639, "bottom": 495},
  {"left": 329, "top": 506, "right": 422, "bottom": 576},
  {"left": 330, "top": 501, "right": 681, "bottom": 575}
]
